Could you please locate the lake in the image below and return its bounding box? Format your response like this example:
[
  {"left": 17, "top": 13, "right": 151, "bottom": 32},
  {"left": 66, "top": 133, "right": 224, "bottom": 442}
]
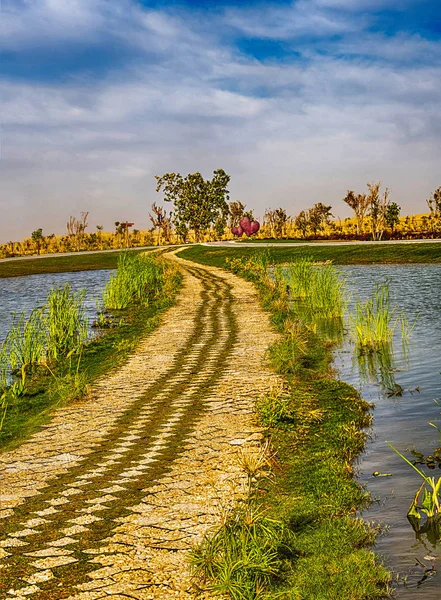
[
  {"left": 335, "top": 264, "right": 441, "bottom": 598},
  {"left": 0, "top": 270, "right": 113, "bottom": 344}
]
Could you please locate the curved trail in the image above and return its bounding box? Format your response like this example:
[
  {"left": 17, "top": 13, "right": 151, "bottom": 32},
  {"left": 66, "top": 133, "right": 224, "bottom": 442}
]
[{"left": 0, "top": 254, "right": 280, "bottom": 599}]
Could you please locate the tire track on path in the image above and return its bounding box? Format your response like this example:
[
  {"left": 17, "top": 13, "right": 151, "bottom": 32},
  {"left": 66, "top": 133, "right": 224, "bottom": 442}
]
[{"left": 0, "top": 255, "right": 281, "bottom": 599}]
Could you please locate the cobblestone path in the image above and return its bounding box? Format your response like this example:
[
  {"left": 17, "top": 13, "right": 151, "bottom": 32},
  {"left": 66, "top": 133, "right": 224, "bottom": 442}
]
[{"left": 0, "top": 255, "right": 280, "bottom": 600}]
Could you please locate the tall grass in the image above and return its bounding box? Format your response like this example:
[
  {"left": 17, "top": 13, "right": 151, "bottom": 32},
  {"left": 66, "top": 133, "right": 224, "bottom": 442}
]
[
  {"left": 191, "top": 503, "right": 289, "bottom": 600},
  {"left": 0, "top": 283, "right": 89, "bottom": 392},
  {"left": 103, "top": 252, "right": 165, "bottom": 309},
  {"left": 45, "top": 283, "right": 88, "bottom": 360},
  {"left": 5, "top": 309, "right": 47, "bottom": 383},
  {"left": 284, "top": 259, "right": 347, "bottom": 319},
  {"left": 352, "top": 282, "right": 395, "bottom": 351}
]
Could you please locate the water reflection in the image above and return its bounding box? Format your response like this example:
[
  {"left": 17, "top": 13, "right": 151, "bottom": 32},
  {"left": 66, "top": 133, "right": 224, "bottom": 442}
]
[{"left": 334, "top": 264, "right": 441, "bottom": 598}]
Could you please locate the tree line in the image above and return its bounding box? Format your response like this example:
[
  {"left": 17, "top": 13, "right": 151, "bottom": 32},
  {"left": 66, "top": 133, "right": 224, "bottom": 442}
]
[{"left": 1, "top": 171, "right": 440, "bottom": 258}]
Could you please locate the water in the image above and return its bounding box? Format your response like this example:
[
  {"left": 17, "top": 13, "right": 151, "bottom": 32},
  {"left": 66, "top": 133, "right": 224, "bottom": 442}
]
[
  {"left": 334, "top": 264, "right": 441, "bottom": 597},
  {"left": 0, "top": 270, "right": 113, "bottom": 344}
]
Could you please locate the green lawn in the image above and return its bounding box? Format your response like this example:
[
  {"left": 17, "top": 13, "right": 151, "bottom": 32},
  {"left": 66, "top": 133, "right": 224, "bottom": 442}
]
[
  {"left": 179, "top": 242, "right": 441, "bottom": 267},
  {"left": 0, "top": 250, "right": 147, "bottom": 278}
]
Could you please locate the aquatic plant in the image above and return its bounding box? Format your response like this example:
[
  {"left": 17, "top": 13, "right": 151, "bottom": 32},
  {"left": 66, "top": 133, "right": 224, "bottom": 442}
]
[
  {"left": 5, "top": 309, "right": 47, "bottom": 384},
  {"left": 352, "top": 281, "right": 396, "bottom": 351},
  {"left": 284, "top": 258, "right": 347, "bottom": 320},
  {"left": 45, "top": 283, "right": 88, "bottom": 360},
  {"left": 103, "top": 252, "right": 165, "bottom": 309},
  {"left": 386, "top": 441, "right": 441, "bottom": 524}
]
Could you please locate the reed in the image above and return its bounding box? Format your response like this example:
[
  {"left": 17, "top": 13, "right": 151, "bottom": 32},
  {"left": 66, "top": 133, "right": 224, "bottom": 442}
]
[
  {"left": 45, "top": 283, "right": 88, "bottom": 360},
  {"left": 284, "top": 259, "right": 347, "bottom": 319},
  {"left": 5, "top": 309, "right": 47, "bottom": 384},
  {"left": 352, "top": 282, "right": 395, "bottom": 351},
  {"left": 103, "top": 252, "right": 165, "bottom": 310}
]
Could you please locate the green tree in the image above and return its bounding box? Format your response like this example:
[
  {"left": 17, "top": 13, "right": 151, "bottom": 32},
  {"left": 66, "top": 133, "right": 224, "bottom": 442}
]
[
  {"left": 384, "top": 202, "right": 401, "bottom": 234},
  {"left": 155, "top": 169, "right": 230, "bottom": 242},
  {"left": 31, "top": 228, "right": 44, "bottom": 255}
]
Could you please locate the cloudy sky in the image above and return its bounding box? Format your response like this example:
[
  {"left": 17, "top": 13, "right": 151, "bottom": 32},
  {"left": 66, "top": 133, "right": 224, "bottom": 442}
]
[{"left": 1, "top": 0, "right": 440, "bottom": 242}]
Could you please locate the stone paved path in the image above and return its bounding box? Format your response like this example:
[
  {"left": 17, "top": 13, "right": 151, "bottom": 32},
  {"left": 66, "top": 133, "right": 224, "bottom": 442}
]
[{"left": 0, "top": 254, "right": 280, "bottom": 600}]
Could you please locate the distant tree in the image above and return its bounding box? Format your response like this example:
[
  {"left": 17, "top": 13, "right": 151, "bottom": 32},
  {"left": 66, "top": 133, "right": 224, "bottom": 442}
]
[
  {"left": 31, "top": 228, "right": 44, "bottom": 255},
  {"left": 384, "top": 202, "right": 401, "bottom": 234},
  {"left": 155, "top": 169, "right": 230, "bottom": 242},
  {"left": 115, "top": 221, "right": 134, "bottom": 248},
  {"left": 149, "top": 202, "right": 173, "bottom": 244},
  {"left": 343, "top": 190, "right": 371, "bottom": 236},
  {"left": 367, "top": 182, "right": 390, "bottom": 241},
  {"left": 308, "top": 203, "right": 333, "bottom": 236},
  {"left": 228, "top": 201, "right": 246, "bottom": 228},
  {"left": 67, "top": 212, "right": 89, "bottom": 251},
  {"left": 96, "top": 225, "right": 104, "bottom": 250},
  {"left": 264, "top": 207, "right": 288, "bottom": 238},
  {"left": 294, "top": 210, "right": 310, "bottom": 238},
  {"left": 427, "top": 186, "right": 441, "bottom": 231}
]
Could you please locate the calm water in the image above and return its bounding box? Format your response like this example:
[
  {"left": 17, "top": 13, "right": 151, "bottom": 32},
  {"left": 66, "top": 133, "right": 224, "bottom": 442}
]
[
  {"left": 0, "top": 270, "right": 113, "bottom": 344},
  {"left": 334, "top": 265, "right": 441, "bottom": 597}
]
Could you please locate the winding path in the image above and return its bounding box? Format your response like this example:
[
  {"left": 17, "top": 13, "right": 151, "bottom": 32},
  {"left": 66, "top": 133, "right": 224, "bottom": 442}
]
[{"left": 0, "top": 253, "right": 280, "bottom": 599}]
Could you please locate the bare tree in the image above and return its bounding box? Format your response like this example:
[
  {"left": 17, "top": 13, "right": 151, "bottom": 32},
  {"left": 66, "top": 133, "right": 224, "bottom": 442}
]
[
  {"left": 342, "top": 190, "right": 371, "bottom": 236},
  {"left": 264, "top": 207, "right": 289, "bottom": 238},
  {"left": 367, "top": 182, "right": 390, "bottom": 241},
  {"left": 149, "top": 202, "right": 173, "bottom": 244},
  {"left": 228, "top": 201, "right": 246, "bottom": 228},
  {"left": 427, "top": 186, "right": 441, "bottom": 232},
  {"left": 66, "top": 212, "right": 89, "bottom": 251}
]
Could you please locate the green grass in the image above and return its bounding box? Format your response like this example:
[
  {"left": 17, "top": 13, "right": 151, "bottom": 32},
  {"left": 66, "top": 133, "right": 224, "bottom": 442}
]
[
  {"left": 187, "top": 249, "right": 392, "bottom": 600},
  {"left": 179, "top": 242, "right": 441, "bottom": 267},
  {"left": 0, "top": 250, "right": 147, "bottom": 279},
  {"left": 0, "top": 258, "right": 182, "bottom": 451},
  {"left": 103, "top": 252, "right": 166, "bottom": 309}
]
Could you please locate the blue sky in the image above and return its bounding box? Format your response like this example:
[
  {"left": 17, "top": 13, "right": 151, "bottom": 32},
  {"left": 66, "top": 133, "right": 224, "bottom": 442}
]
[{"left": 1, "top": 0, "right": 440, "bottom": 241}]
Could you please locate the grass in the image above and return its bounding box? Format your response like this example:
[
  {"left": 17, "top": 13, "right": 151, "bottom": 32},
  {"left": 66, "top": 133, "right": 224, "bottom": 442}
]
[
  {"left": 45, "top": 283, "right": 89, "bottom": 359},
  {"left": 0, "top": 255, "right": 182, "bottom": 450},
  {"left": 0, "top": 249, "right": 148, "bottom": 279},
  {"left": 179, "top": 242, "right": 441, "bottom": 268},
  {"left": 352, "top": 282, "right": 395, "bottom": 351},
  {"left": 103, "top": 252, "right": 166, "bottom": 309},
  {"left": 186, "top": 248, "right": 392, "bottom": 600}
]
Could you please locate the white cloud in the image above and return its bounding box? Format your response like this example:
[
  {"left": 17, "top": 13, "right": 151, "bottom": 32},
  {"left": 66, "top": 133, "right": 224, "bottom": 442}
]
[{"left": 1, "top": 0, "right": 440, "bottom": 241}]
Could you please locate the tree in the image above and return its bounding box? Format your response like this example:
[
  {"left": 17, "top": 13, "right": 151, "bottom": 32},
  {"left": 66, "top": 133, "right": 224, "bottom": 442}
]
[
  {"left": 31, "top": 228, "right": 44, "bottom": 255},
  {"left": 343, "top": 190, "right": 371, "bottom": 236},
  {"left": 264, "top": 207, "right": 288, "bottom": 239},
  {"left": 294, "top": 211, "right": 310, "bottom": 238},
  {"left": 228, "top": 201, "right": 245, "bottom": 228},
  {"left": 384, "top": 202, "right": 401, "bottom": 234},
  {"left": 427, "top": 186, "right": 441, "bottom": 231},
  {"left": 149, "top": 202, "right": 173, "bottom": 244},
  {"left": 67, "top": 212, "right": 89, "bottom": 251},
  {"left": 155, "top": 169, "right": 230, "bottom": 242},
  {"left": 367, "top": 182, "right": 390, "bottom": 241},
  {"left": 115, "top": 221, "right": 134, "bottom": 248},
  {"left": 308, "top": 203, "right": 333, "bottom": 236}
]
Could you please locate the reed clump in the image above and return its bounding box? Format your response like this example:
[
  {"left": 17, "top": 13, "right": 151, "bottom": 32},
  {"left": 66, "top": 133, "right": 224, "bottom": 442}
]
[
  {"left": 284, "top": 258, "right": 347, "bottom": 320},
  {"left": 45, "top": 283, "right": 88, "bottom": 360},
  {"left": 103, "top": 252, "right": 166, "bottom": 310}
]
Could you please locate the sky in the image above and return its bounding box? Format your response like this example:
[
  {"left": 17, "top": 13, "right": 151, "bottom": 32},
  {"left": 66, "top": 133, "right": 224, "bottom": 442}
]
[{"left": 1, "top": 0, "right": 441, "bottom": 242}]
